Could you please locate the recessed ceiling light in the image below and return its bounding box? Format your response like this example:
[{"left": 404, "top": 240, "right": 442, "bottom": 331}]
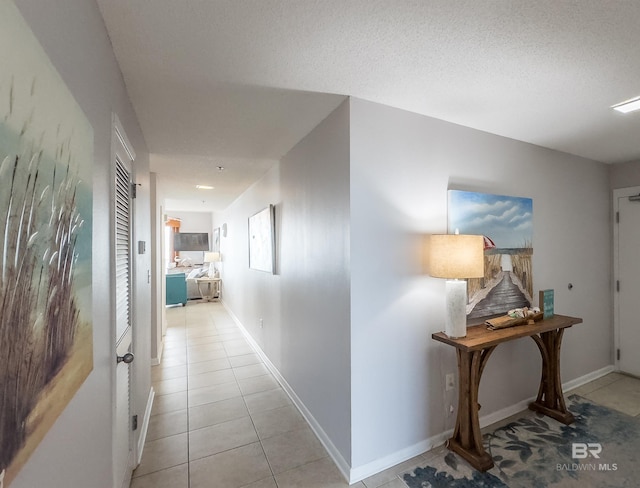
[
  {"left": 611, "top": 96, "right": 640, "bottom": 114},
  {"left": 196, "top": 185, "right": 214, "bottom": 190}
]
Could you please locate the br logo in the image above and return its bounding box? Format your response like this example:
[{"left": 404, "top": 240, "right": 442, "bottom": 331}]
[{"left": 572, "top": 443, "right": 602, "bottom": 459}]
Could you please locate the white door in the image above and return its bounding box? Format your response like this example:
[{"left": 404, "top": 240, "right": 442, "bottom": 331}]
[
  {"left": 615, "top": 187, "right": 640, "bottom": 377},
  {"left": 113, "top": 117, "right": 137, "bottom": 488}
]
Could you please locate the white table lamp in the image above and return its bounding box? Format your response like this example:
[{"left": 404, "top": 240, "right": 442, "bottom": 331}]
[
  {"left": 203, "top": 251, "right": 221, "bottom": 277},
  {"left": 429, "top": 234, "right": 485, "bottom": 338}
]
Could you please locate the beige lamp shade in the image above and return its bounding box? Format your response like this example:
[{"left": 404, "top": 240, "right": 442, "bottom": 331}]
[
  {"left": 203, "top": 252, "right": 220, "bottom": 263},
  {"left": 429, "top": 234, "right": 484, "bottom": 279}
]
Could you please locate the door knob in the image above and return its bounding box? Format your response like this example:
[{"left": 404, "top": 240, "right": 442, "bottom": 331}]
[{"left": 117, "top": 352, "right": 134, "bottom": 364}]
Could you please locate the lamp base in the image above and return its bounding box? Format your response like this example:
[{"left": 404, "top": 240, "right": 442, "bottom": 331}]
[{"left": 445, "top": 280, "right": 468, "bottom": 338}]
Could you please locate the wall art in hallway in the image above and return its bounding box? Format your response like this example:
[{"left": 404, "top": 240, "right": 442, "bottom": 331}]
[
  {"left": 448, "top": 190, "right": 533, "bottom": 320},
  {"left": 0, "top": 1, "right": 94, "bottom": 485},
  {"left": 248, "top": 205, "right": 275, "bottom": 274}
]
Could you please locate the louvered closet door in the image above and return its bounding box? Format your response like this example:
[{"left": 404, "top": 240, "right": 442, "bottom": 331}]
[
  {"left": 114, "top": 146, "right": 135, "bottom": 488},
  {"left": 115, "top": 158, "right": 132, "bottom": 347}
]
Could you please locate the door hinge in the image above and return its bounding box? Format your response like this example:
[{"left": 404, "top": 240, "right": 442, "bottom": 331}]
[
  {"left": 131, "top": 182, "right": 138, "bottom": 199},
  {"left": 616, "top": 280, "right": 620, "bottom": 292},
  {"left": 617, "top": 349, "right": 621, "bottom": 361},
  {"left": 132, "top": 414, "right": 138, "bottom": 431},
  {"left": 616, "top": 211, "right": 619, "bottom": 223}
]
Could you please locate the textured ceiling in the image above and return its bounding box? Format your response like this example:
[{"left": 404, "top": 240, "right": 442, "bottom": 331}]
[
  {"left": 152, "top": 154, "right": 277, "bottom": 212},
  {"left": 97, "top": 0, "right": 640, "bottom": 210}
]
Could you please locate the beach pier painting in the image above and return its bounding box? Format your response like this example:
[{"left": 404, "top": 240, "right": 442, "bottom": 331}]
[
  {"left": 448, "top": 190, "right": 533, "bottom": 320},
  {"left": 0, "top": 1, "right": 93, "bottom": 485}
]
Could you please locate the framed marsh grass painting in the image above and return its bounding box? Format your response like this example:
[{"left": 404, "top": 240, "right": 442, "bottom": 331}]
[
  {"left": 0, "top": 1, "right": 94, "bottom": 485},
  {"left": 448, "top": 190, "right": 533, "bottom": 320}
]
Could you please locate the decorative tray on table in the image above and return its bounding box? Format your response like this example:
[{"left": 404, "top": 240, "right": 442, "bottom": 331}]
[{"left": 485, "top": 308, "right": 543, "bottom": 330}]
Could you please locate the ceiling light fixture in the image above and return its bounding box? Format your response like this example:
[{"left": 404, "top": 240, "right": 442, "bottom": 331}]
[
  {"left": 196, "top": 185, "right": 214, "bottom": 190},
  {"left": 611, "top": 96, "right": 640, "bottom": 114}
]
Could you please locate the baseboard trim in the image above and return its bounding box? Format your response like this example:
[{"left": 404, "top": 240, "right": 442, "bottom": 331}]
[
  {"left": 348, "top": 429, "right": 452, "bottom": 484},
  {"left": 136, "top": 387, "right": 155, "bottom": 466},
  {"left": 151, "top": 338, "right": 164, "bottom": 366},
  {"left": 562, "top": 364, "right": 615, "bottom": 392},
  {"left": 478, "top": 364, "right": 614, "bottom": 429},
  {"left": 348, "top": 364, "right": 616, "bottom": 483},
  {"left": 218, "top": 302, "right": 616, "bottom": 485},
  {"left": 221, "top": 302, "right": 353, "bottom": 483}
]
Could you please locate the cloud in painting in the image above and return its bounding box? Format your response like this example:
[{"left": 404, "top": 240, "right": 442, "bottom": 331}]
[{"left": 448, "top": 190, "right": 533, "bottom": 249}]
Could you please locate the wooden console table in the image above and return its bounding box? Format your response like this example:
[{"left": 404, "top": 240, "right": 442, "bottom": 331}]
[{"left": 432, "top": 314, "right": 582, "bottom": 472}]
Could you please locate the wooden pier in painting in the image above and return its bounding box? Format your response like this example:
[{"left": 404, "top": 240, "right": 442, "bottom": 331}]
[{"left": 468, "top": 271, "right": 529, "bottom": 320}]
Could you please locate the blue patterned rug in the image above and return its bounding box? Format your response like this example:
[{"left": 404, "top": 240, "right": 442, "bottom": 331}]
[{"left": 403, "top": 395, "right": 640, "bottom": 488}]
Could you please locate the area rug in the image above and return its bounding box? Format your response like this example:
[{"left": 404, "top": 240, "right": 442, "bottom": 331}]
[{"left": 403, "top": 395, "right": 640, "bottom": 488}]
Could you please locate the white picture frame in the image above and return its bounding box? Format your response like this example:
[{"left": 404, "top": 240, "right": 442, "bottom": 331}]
[{"left": 248, "top": 205, "right": 275, "bottom": 273}]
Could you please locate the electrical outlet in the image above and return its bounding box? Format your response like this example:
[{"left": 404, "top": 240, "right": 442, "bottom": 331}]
[
  {"left": 259, "top": 318, "right": 264, "bottom": 329},
  {"left": 445, "top": 373, "right": 455, "bottom": 391}
]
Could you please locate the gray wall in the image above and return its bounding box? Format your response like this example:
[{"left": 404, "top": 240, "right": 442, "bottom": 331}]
[
  {"left": 8, "top": 1, "right": 622, "bottom": 483},
  {"left": 280, "top": 100, "right": 351, "bottom": 463},
  {"left": 218, "top": 96, "right": 613, "bottom": 476},
  {"left": 13, "top": 1, "right": 150, "bottom": 487},
  {"left": 168, "top": 210, "right": 213, "bottom": 265},
  {"left": 349, "top": 97, "right": 611, "bottom": 469},
  {"left": 610, "top": 160, "right": 640, "bottom": 189},
  {"left": 218, "top": 100, "right": 352, "bottom": 464}
]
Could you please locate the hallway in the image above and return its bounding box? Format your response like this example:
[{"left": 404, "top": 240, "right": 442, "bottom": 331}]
[
  {"left": 131, "top": 301, "right": 359, "bottom": 488},
  {"left": 130, "top": 301, "right": 640, "bottom": 488}
]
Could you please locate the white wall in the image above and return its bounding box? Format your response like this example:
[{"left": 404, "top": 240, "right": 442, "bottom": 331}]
[
  {"left": 12, "top": 1, "right": 150, "bottom": 487},
  {"left": 218, "top": 100, "right": 352, "bottom": 464},
  {"left": 349, "top": 98, "right": 611, "bottom": 471}
]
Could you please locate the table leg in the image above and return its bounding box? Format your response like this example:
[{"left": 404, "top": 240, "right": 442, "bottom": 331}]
[
  {"left": 197, "top": 281, "right": 217, "bottom": 302},
  {"left": 447, "top": 346, "right": 496, "bottom": 472},
  {"left": 529, "top": 329, "right": 575, "bottom": 425}
]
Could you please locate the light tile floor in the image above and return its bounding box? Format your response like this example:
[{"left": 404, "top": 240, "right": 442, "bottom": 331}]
[
  {"left": 132, "top": 301, "right": 363, "bottom": 488},
  {"left": 132, "top": 301, "right": 640, "bottom": 488}
]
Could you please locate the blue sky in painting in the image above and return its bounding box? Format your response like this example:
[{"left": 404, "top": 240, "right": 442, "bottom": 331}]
[{"left": 448, "top": 190, "right": 533, "bottom": 249}]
